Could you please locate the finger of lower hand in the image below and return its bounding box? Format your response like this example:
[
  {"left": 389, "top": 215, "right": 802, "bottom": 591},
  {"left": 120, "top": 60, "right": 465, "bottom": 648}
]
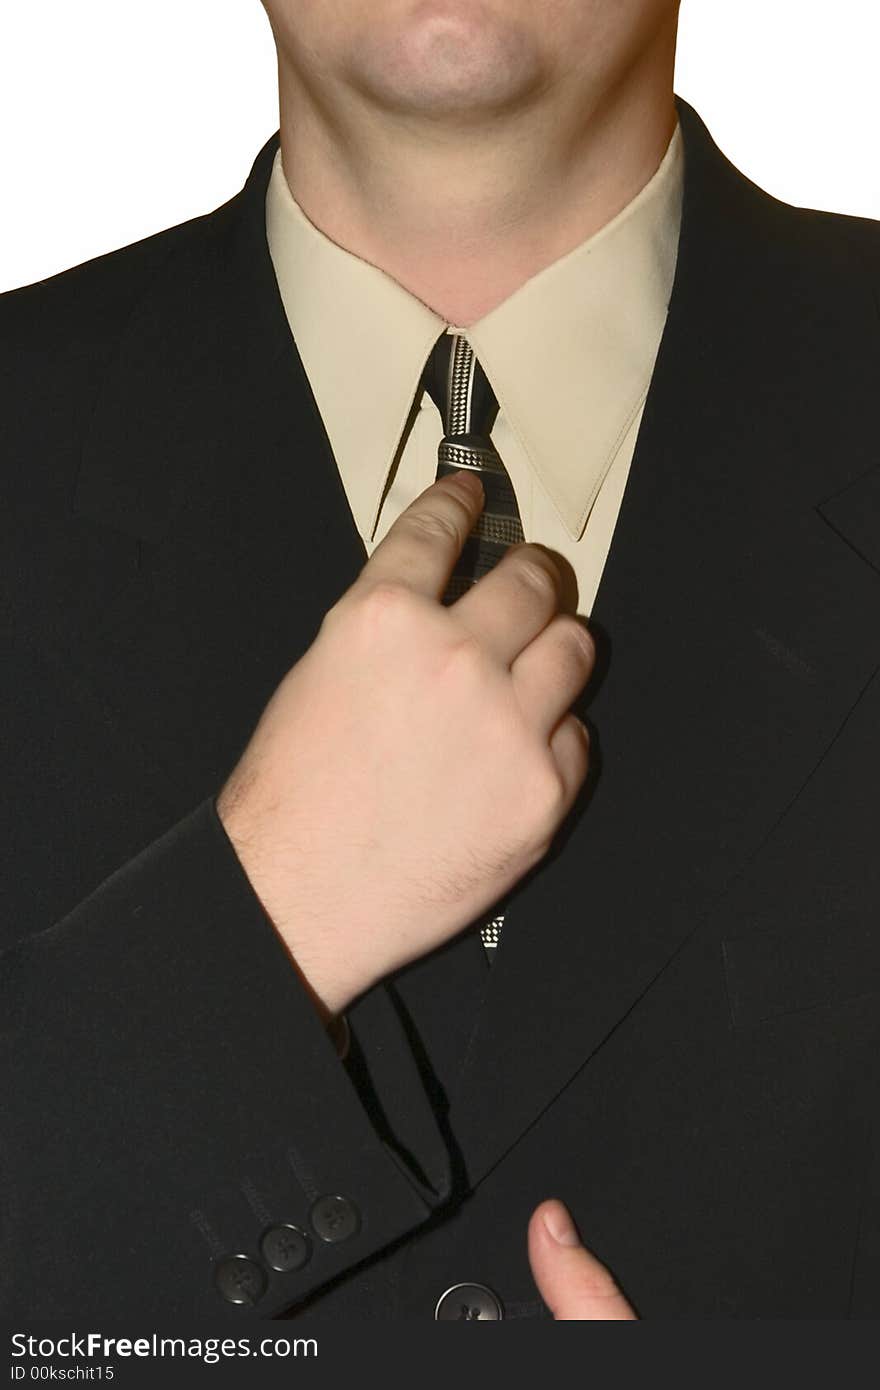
[{"left": 527, "top": 1199, "right": 637, "bottom": 1321}]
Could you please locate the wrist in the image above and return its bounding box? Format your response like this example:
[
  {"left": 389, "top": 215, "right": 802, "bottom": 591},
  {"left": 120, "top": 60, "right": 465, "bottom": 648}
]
[{"left": 214, "top": 784, "right": 362, "bottom": 1027}]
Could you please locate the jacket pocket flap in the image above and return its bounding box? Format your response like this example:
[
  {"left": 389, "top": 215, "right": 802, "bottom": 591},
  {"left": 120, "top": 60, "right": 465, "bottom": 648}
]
[{"left": 816, "top": 463, "right": 880, "bottom": 578}]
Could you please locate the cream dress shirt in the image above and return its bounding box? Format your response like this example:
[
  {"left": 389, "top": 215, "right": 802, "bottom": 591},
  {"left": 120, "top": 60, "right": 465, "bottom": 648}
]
[{"left": 265, "top": 126, "right": 684, "bottom": 618}]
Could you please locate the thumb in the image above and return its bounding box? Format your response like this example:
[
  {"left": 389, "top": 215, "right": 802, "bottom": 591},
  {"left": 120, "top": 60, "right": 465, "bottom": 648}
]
[{"left": 528, "top": 1199, "right": 637, "bottom": 1320}]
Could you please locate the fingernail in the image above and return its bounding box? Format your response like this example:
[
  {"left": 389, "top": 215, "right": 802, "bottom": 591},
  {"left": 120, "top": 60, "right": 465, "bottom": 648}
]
[{"left": 542, "top": 1201, "right": 580, "bottom": 1247}]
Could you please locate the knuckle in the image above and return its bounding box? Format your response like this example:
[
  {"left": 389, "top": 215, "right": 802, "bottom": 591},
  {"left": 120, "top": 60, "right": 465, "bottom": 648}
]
[
  {"left": 361, "top": 578, "right": 410, "bottom": 610},
  {"left": 400, "top": 508, "right": 463, "bottom": 546},
  {"left": 353, "top": 580, "right": 413, "bottom": 632},
  {"left": 441, "top": 628, "right": 486, "bottom": 679}
]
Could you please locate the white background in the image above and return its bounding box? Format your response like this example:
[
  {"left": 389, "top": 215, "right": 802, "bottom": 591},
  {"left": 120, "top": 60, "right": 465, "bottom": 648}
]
[{"left": 1, "top": 0, "right": 878, "bottom": 293}]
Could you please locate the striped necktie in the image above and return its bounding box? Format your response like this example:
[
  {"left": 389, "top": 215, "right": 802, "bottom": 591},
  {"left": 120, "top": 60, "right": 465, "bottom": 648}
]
[{"left": 422, "top": 330, "right": 525, "bottom": 959}]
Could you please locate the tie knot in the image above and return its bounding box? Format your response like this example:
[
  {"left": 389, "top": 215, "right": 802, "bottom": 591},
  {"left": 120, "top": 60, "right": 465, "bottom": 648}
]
[{"left": 423, "top": 331, "right": 499, "bottom": 440}]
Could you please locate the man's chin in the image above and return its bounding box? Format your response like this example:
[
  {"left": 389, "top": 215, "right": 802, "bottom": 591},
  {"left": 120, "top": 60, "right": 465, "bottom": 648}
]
[{"left": 345, "top": 2, "right": 547, "bottom": 120}]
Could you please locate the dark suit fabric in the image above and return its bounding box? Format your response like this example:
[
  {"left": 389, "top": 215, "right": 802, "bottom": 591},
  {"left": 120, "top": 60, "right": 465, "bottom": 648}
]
[{"left": 2, "top": 99, "right": 880, "bottom": 1318}]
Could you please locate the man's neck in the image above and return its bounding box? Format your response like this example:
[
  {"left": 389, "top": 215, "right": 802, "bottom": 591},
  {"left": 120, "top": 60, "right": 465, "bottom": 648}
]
[{"left": 274, "top": 39, "right": 678, "bottom": 327}]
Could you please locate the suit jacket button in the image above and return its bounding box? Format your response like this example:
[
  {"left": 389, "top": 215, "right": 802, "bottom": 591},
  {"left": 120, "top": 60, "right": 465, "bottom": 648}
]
[
  {"left": 214, "top": 1254, "right": 266, "bottom": 1306},
  {"left": 260, "top": 1223, "right": 312, "bottom": 1272},
  {"left": 435, "top": 1283, "right": 504, "bottom": 1320},
  {"left": 309, "top": 1194, "right": 360, "bottom": 1243}
]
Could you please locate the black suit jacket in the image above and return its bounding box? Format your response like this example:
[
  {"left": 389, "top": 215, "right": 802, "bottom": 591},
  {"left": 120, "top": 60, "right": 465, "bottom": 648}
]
[{"left": 3, "top": 98, "right": 880, "bottom": 1319}]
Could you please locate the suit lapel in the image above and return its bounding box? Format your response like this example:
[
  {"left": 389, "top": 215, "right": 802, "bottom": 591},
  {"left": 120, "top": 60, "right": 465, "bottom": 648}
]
[{"left": 445, "top": 101, "right": 880, "bottom": 1183}]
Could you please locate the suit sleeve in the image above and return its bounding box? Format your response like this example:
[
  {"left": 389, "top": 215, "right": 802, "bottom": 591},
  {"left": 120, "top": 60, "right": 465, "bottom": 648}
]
[{"left": 0, "top": 796, "right": 452, "bottom": 1318}]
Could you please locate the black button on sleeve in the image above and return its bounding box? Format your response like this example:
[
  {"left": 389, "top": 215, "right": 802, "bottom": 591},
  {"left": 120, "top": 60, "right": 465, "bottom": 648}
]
[
  {"left": 310, "top": 1194, "right": 360, "bottom": 1244},
  {"left": 214, "top": 1254, "right": 267, "bottom": 1306},
  {"left": 260, "top": 1224, "right": 312, "bottom": 1273}
]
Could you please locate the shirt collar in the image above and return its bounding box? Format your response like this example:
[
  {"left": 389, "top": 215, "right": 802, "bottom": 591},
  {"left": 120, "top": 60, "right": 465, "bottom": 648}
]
[{"left": 266, "top": 124, "right": 684, "bottom": 542}]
